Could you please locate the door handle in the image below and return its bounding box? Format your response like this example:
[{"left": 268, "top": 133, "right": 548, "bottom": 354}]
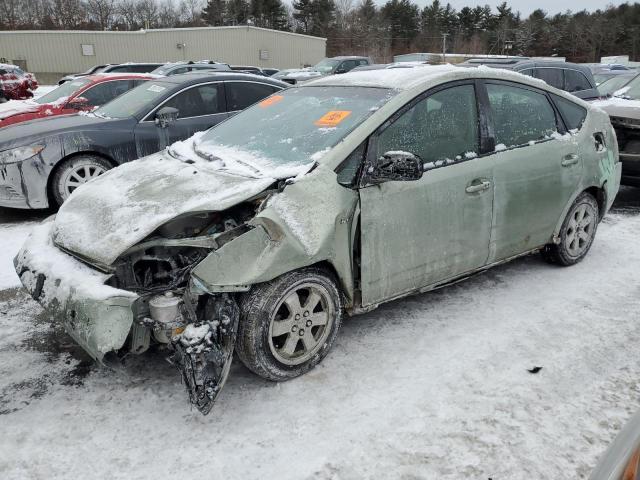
[
  {"left": 561, "top": 154, "right": 579, "bottom": 167},
  {"left": 465, "top": 180, "right": 491, "bottom": 193}
]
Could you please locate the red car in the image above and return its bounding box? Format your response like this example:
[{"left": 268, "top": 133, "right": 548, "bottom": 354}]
[
  {"left": 0, "top": 64, "right": 37, "bottom": 100},
  {"left": 0, "top": 73, "right": 154, "bottom": 128}
]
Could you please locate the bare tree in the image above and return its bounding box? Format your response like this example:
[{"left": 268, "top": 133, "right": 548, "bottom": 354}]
[
  {"left": 86, "top": 0, "right": 116, "bottom": 29},
  {"left": 136, "top": 0, "right": 159, "bottom": 28}
]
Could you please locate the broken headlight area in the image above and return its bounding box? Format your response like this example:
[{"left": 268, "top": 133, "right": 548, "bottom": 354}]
[{"left": 104, "top": 203, "right": 261, "bottom": 414}]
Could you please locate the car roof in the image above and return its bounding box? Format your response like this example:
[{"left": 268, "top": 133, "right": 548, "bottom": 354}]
[
  {"left": 86, "top": 73, "right": 158, "bottom": 82},
  {"left": 306, "top": 64, "right": 558, "bottom": 93},
  {"left": 150, "top": 71, "right": 289, "bottom": 87}
]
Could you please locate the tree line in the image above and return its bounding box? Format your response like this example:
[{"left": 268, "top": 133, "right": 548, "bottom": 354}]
[{"left": 1, "top": 0, "right": 639, "bottom": 63}]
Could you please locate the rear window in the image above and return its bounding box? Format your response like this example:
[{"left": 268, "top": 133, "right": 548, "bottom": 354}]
[{"left": 552, "top": 94, "right": 587, "bottom": 131}]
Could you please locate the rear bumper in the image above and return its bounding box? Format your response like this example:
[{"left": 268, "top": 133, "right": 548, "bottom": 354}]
[
  {"left": 15, "top": 220, "right": 138, "bottom": 360},
  {"left": 605, "top": 162, "right": 622, "bottom": 211}
]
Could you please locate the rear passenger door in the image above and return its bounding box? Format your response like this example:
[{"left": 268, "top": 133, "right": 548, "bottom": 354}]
[
  {"left": 482, "top": 80, "right": 582, "bottom": 262},
  {"left": 134, "top": 82, "right": 227, "bottom": 157},
  {"left": 224, "top": 81, "right": 282, "bottom": 115}
]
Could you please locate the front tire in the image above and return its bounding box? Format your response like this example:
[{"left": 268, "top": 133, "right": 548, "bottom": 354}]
[
  {"left": 236, "top": 268, "right": 342, "bottom": 381},
  {"left": 542, "top": 192, "right": 599, "bottom": 266},
  {"left": 51, "top": 155, "right": 112, "bottom": 207}
]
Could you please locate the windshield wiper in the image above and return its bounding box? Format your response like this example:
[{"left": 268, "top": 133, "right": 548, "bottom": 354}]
[{"left": 193, "top": 145, "right": 264, "bottom": 177}]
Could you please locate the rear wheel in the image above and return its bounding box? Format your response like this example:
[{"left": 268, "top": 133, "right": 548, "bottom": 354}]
[
  {"left": 236, "top": 268, "right": 342, "bottom": 381},
  {"left": 542, "top": 192, "right": 599, "bottom": 266},
  {"left": 51, "top": 155, "right": 112, "bottom": 206}
]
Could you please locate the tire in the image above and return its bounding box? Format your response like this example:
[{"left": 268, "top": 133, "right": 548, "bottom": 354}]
[
  {"left": 541, "top": 192, "right": 599, "bottom": 266},
  {"left": 236, "top": 267, "right": 343, "bottom": 382},
  {"left": 51, "top": 155, "right": 112, "bottom": 207}
]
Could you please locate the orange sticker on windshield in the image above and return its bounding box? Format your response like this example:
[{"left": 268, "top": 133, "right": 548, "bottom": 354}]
[
  {"left": 259, "top": 95, "right": 284, "bottom": 108},
  {"left": 315, "top": 110, "right": 351, "bottom": 127}
]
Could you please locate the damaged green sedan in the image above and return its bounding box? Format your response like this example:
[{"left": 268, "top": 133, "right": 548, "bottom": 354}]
[{"left": 15, "top": 66, "right": 621, "bottom": 414}]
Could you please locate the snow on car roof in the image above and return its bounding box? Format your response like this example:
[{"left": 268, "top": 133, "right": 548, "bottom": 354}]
[{"left": 305, "top": 64, "right": 550, "bottom": 91}]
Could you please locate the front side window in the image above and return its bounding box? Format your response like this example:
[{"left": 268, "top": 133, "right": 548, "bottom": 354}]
[
  {"left": 81, "top": 80, "right": 132, "bottom": 107},
  {"left": 163, "top": 83, "right": 223, "bottom": 118},
  {"left": 535, "top": 68, "right": 564, "bottom": 90},
  {"left": 487, "top": 83, "right": 557, "bottom": 148},
  {"left": 225, "top": 82, "right": 279, "bottom": 111},
  {"left": 564, "top": 70, "right": 592, "bottom": 92},
  {"left": 377, "top": 84, "right": 479, "bottom": 164}
]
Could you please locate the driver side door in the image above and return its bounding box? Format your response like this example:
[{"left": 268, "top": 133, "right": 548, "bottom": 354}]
[{"left": 359, "top": 82, "right": 494, "bottom": 306}]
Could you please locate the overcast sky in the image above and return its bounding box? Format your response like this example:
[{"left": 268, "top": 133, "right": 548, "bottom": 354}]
[{"left": 374, "top": 0, "right": 630, "bottom": 16}]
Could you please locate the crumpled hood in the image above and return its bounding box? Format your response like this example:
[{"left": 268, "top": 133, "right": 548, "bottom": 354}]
[{"left": 52, "top": 151, "right": 277, "bottom": 266}]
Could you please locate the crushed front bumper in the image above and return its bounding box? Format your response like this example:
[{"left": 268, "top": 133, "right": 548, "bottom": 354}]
[{"left": 14, "top": 220, "right": 138, "bottom": 360}]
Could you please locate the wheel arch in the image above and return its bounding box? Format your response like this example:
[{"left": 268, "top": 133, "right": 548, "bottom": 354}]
[
  {"left": 46, "top": 150, "right": 117, "bottom": 205},
  {"left": 552, "top": 184, "right": 607, "bottom": 239}
]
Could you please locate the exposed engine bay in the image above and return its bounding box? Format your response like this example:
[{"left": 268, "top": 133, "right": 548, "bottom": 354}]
[{"left": 103, "top": 195, "right": 272, "bottom": 414}]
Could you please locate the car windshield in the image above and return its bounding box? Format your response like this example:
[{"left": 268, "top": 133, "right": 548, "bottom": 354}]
[
  {"left": 191, "top": 86, "right": 394, "bottom": 177},
  {"left": 313, "top": 59, "right": 341, "bottom": 73},
  {"left": 35, "top": 78, "right": 91, "bottom": 104},
  {"left": 93, "top": 81, "right": 170, "bottom": 119},
  {"left": 619, "top": 75, "right": 640, "bottom": 100},
  {"left": 599, "top": 75, "right": 636, "bottom": 96},
  {"left": 151, "top": 64, "right": 182, "bottom": 75}
]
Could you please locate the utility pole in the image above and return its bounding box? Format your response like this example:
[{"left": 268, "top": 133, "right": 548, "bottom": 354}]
[{"left": 442, "top": 33, "right": 449, "bottom": 64}]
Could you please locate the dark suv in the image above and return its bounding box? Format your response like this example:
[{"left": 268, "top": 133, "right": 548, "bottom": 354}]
[{"left": 461, "top": 58, "right": 600, "bottom": 100}]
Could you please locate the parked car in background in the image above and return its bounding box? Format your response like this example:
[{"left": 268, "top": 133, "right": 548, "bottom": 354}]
[
  {"left": 276, "top": 56, "right": 372, "bottom": 84},
  {"left": 0, "top": 64, "right": 38, "bottom": 101},
  {"left": 461, "top": 58, "right": 600, "bottom": 100},
  {"left": 151, "top": 61, "right": 230, "bottom": 76},
  {"left": 594, "top": 74, "right": 640, "bottom": 185},
  {"left": 58, "top": 63, "right": 163, "bottom": 85},
  {"left": 593, "top": 69, "right": 634, "bottom": 86},
  {"left": 262, "top": 68, "right": 279, "bottom": 76},
  {"left": 0, "top": 73, "right": 287, "bottom": 209},
  {"left": 597, "top": 73, "right": 638, "bottom": 97},
  {"left": 14, "top": 66, "right": 620, "bottom": 415},
  {"left": 230, "top": 65, "right": 268, "bottom": 76},
  {"left": 589, "top": 410, "right": 640, "bottom": 480},
  {"left": 0, "top": 73, "right": 153, "bottom": 128}
]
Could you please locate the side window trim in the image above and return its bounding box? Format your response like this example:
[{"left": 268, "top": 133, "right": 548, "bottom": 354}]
[
  {"left": 358, "top": 79, "right": 482, "bottom": 187},
  {"left": 480, "top": 78, "right": 567, "bottom": 154},
  {"left": 141, "top": 81, "right": 225, "bottom": 122}
]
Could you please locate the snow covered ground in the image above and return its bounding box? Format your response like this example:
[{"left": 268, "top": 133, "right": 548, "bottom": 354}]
[{"left": 2, "top": 190, "right": 640, "bottom": 479}]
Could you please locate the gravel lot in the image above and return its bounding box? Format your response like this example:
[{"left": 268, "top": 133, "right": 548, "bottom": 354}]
[{"left": 1, "top": 188, "right": 640, "bottom": 480}]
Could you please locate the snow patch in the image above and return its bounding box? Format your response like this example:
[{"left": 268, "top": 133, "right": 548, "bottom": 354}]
[{"left": 0, "top": 99, "right": 39, "bottom": 119}]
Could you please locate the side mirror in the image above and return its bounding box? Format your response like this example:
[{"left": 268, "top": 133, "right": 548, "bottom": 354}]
[
  {"left": 67, "top": 96, "right": 89, "bottom": 110},
  {"left": 367, "top": 151, "right": 423, "bottom": 183},
  {"left": 155, "top": 106, "right": 179, "bottom": 128}
]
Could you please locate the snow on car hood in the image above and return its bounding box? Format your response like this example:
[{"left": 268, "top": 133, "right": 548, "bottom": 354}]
[
  {"left": 52, "top": 150, "right": 282, "bottom": 266},
  {"left": 592, "top": 97, "right": 640, "bottom": 120}
]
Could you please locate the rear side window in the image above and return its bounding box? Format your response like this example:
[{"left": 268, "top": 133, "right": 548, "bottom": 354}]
[
  {"left": 225, "top": 82, "right": 280, "bottom": 111},
  {"left": 535, "top": 68, "right": 564, "bottom": 90},
  {"left": 552, "top": 94, "right": 587, "bottom": 131},
  {"left": 81, "top": 80, "right": 132, "bottom": 107},
  {"left": 486, "top": 83, "right": 557, "bottom": 147},
  {"left": 564, "top": 70, "right": 592, "bottom": 93},
  {"left": 163, "top": 83, "right": 223, "bottom": 117}
]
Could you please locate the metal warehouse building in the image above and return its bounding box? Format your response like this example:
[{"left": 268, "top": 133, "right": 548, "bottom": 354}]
[{"left": 0, "top": 26, "right": 326, "bottom": 84}]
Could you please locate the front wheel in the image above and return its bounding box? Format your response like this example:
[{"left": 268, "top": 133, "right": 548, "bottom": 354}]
[
  {"left": 236, "top": 268, "right": 342, "bottom": 381},
  {"left": 51, "top": 155, "right": 112, "bottom": 207},
  {"left": 542, "top": 192, "right": 599, "bottom": 266}
]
